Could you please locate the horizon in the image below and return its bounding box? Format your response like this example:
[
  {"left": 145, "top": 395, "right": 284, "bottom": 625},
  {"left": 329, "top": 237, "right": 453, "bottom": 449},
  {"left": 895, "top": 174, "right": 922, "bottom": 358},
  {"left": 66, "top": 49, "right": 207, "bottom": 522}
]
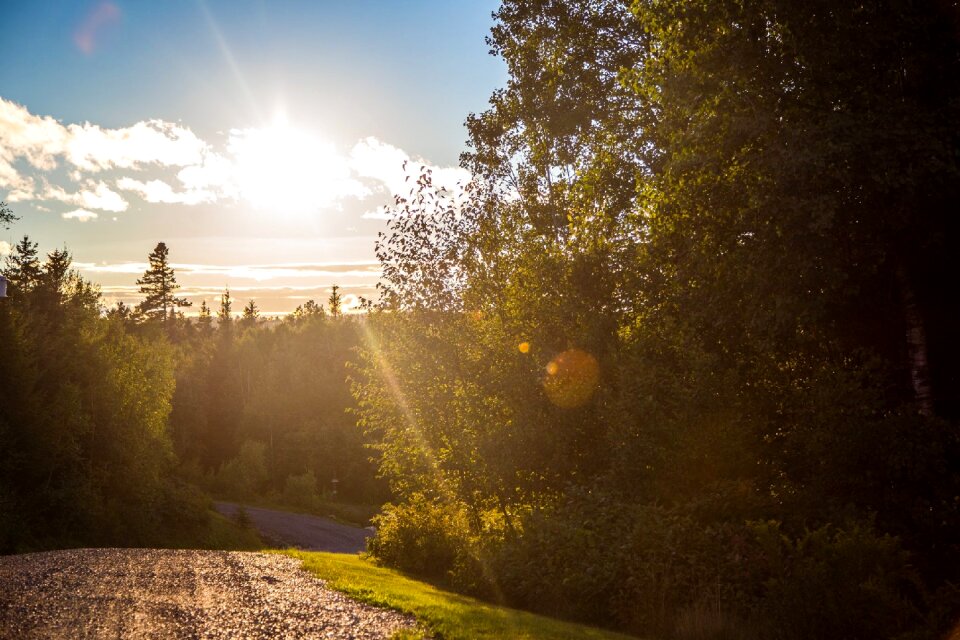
[{"left": 0, "top": 0, "right": 506, "bottom": 314}]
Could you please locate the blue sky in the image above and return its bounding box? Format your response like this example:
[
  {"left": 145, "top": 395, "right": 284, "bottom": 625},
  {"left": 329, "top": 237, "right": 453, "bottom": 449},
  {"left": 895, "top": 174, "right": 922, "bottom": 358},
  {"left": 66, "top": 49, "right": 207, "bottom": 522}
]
[{"left": 0, "top": 0, "right": 506, "bottom": 313}]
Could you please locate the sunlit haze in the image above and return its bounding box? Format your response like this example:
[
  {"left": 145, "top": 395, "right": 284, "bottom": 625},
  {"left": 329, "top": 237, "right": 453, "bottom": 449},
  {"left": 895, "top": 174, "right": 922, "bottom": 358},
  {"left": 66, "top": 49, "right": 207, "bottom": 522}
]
[{"left": 0, "top": 0, "right": 504, "bottom": 313}]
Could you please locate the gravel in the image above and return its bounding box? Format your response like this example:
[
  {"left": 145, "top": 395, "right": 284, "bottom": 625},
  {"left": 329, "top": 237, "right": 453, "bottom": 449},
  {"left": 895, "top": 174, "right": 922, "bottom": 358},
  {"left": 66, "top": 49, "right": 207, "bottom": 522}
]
[{"left": 0, "top": 548, "right": 418, "bottom": 639}]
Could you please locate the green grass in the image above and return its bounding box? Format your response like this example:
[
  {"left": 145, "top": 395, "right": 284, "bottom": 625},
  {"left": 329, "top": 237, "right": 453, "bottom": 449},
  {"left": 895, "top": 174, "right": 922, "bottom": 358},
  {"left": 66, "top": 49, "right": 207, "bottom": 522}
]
[{"left": 281, "top": 550, "right": 643, "bottom": 640}]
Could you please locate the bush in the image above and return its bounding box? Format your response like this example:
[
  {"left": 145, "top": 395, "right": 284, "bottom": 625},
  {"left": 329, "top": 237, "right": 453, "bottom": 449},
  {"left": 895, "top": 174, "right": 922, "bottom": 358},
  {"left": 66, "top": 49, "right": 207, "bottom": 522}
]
[
  {"left": 748, "top": 520, "right": 922, "bottom": 640},
  {"left": 367, "top": 493, "right": 478, "bottom": 587},
  {"left": 213, "top": 440, "right": 268, "bottom": 500},
  {"left": 283, "top": 470, "right": 320, "bottom": 510}
]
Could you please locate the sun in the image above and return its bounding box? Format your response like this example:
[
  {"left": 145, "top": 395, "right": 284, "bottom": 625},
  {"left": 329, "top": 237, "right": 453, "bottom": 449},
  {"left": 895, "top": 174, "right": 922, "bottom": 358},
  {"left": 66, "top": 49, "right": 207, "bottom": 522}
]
[{"left": 229, "top": 115, "right": 365, "bottom": 214}]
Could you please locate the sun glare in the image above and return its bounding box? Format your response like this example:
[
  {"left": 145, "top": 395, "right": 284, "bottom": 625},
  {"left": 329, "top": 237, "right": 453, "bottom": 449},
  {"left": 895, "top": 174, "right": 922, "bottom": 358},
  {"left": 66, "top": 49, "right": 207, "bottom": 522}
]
[{"left": 229, "top": 118, "right": 365, "bottom": 214}]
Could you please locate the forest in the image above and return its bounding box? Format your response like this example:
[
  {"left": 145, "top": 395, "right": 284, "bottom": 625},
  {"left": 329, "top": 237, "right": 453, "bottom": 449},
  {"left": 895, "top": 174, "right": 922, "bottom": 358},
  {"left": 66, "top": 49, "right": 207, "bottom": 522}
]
[{"left": 1, "top": 1, "right": 959, "bottom": 638}]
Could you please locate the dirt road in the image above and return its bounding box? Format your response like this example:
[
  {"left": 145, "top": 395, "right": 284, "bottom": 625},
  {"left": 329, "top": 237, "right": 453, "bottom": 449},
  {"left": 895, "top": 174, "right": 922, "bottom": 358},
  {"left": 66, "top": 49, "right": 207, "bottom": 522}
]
[
  {"left": 213, "top": 502, "right": 372, "bottom": 553},
  {"left": 0, "top": 548, "right": 415, "bottom": 639}
]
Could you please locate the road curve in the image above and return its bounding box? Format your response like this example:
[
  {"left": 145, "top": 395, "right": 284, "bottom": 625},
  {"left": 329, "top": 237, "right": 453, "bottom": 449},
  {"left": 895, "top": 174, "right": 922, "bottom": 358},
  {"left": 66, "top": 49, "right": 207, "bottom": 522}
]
[
  {"left": 0, "top": 548, "right": 415, "bottom": 639},
  {"left": 213, "top": 502, "right": 372, "bottom": 553}
]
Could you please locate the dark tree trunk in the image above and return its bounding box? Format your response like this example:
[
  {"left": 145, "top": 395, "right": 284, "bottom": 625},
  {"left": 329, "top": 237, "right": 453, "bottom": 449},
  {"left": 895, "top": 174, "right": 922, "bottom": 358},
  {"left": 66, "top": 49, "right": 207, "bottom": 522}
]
[{"left": 897, "top": 266, "right": 934, "bottom": 417}]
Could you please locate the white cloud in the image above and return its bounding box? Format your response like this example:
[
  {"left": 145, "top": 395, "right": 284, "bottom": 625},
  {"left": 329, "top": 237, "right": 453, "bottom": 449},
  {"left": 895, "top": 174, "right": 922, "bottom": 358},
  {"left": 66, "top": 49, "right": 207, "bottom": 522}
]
[
  {"left": 116, "top": 177, "right": 214, "bottom": 205},
  {"left": 65, "top": 119, "right": 207, "bottom": 172},
  {"left": 350, "top": 136, "right": 470, "bottom": 198},
  {"left": 176, "top": 153, "right": 236, "bottom": 199},
  {"left": 62, "top": 208, "right": 98, "bottom": 222},
  {"left": 4, "top": 181, "right": 36, "bottom": 202},
  {"left": 79, "top": 181, "right": 128, "bottom": 212},
  {"left": 0, "top": 98, "right": 207, "bottom": 176},
  {"left": 1, "top": 98, "right": 470, "bottom": 218},
  {"left": 0, "top": 241, "right": 12, "bottom": 257},
  {"left": 0, "top": 98, "right": 68, "bottom": 172},
  {"left": 35, "top": 180, "right": 128, "bottom": 212}
]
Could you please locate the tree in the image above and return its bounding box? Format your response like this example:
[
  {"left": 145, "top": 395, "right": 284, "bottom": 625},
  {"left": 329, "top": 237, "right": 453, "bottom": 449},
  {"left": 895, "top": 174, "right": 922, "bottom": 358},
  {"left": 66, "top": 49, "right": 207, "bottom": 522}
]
[
  {"left": 327, "top": 285, "right": 343, "bottom": 318},
  {"left": 198, "top": 300, "right": 213, "bottom": 334},
  {"left": 136, "top": 242, "right": 190, "bottom": 324},
  {"left": 241, "top": 299, "right": 259, "bottom": 328},
  {"left": 0, "top": 202, "right": 16, "bottom": 229},
  {"left": 3, "top": 236, "right": 41, "bottom": 295},
  {"left": 217, "top": 289, "right": 233, "bottom": 327},
  {"left": 356, "top": 1, "right": 960, "bottom": 636},
  {"left": 290, "top": 299, "right": 325, "bottom": 323}
]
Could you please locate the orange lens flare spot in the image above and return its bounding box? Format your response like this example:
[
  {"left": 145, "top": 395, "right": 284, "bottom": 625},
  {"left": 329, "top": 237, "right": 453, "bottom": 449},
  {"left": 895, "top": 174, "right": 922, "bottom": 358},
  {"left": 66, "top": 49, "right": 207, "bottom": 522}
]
[
  {"left": 518, "top": 342, "right": 530, "bottom": 353},
  {"left": 543, "top": 349, "right": 600, "bottom": 409}
]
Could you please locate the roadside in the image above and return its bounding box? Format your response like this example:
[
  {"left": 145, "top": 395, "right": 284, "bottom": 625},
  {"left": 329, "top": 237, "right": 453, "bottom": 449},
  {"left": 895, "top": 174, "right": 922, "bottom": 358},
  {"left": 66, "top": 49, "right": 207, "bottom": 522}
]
[
  {"left": 285, "top": 550, "right": 640, "bottom": 640},
  {"left": 214, "top": 501, "right": 372, "bottom": 554}
]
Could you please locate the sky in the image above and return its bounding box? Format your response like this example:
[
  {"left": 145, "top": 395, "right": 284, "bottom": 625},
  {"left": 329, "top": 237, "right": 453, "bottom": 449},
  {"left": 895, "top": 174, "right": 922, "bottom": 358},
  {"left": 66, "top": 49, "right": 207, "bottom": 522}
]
[{"left": 0, "top": 0, "right": 506, "bottom": 314}]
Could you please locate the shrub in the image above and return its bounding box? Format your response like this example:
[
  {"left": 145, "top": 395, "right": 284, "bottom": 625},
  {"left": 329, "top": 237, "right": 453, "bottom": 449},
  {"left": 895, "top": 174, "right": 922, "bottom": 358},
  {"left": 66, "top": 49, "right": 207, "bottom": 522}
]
[
  {"left": 283, "top": 470, "right": 320, "bottom": 510},
  {"left": 367, "top": 493, "right": 476, "bottom": 585},
  {"left": 748, "top": 520, "right": 921, "bottom": 640},
  {"left": 213, "top": 440, "right": 268, "bottom": 500}
]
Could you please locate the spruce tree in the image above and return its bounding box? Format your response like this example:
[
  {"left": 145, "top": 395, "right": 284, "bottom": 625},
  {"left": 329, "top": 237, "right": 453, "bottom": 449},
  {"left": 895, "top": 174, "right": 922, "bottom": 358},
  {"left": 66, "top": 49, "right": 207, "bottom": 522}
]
[
  {"left": 241, "top": 299, "right": 259, "bottom": 327},
  {"left": 217, "top": 288, "right": 233, "bottom": 328},
  {"left": 3, "top": 236, "right": 41, "bottom": 294},
  {"left": 198, "top": 300, "right": 213, "bottom": 334},
  {"left": 327, "top": 284, "right": 343, "bottom": 318},
  {"left": 136, "top": 242, "right": 190, "bottom": 323}
]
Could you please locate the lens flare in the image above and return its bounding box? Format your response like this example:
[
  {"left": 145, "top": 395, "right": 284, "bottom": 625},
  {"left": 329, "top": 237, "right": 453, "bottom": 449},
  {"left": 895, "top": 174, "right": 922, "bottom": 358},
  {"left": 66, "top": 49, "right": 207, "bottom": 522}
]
[
  {"left": 518, "top": 342, "right": 530, "bottom": 353},
  {"left": 543, "top": 349, "right": 600, "bottom": 408}
]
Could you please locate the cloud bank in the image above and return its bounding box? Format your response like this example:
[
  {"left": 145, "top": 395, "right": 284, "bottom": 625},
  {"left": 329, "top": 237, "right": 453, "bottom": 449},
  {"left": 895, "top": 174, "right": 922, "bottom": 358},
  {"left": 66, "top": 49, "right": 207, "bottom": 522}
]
[{"left": 0, "top": 97, "right": 470, "bottom": 222}]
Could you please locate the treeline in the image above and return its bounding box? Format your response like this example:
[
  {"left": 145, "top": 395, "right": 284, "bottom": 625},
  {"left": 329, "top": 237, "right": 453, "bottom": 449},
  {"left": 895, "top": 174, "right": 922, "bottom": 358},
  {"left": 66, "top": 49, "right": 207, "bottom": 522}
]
[
  {"left": 0, "top": 232, "right": 380, "bottom": 551},
  {"left": 167, "top": 288, "right": 384, "bottom": 509},
  {"left": 355, "top": 2, "right": 960, "bottom": 639},
  {"left": 0, "top": 236, "right": 200, "bottom": 550}
]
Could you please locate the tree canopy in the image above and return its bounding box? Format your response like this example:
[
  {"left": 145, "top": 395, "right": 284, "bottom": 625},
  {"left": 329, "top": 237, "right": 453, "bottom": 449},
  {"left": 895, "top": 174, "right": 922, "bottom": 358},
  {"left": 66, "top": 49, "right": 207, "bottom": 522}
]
[{"left": 357, "top": 1, "right": 960, "bottom": 637}]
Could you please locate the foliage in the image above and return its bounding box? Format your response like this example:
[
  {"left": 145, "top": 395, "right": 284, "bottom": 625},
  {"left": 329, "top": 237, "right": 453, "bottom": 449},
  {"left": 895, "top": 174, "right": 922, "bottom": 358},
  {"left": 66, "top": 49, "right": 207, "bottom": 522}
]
[
  {"left": 0, "top": 201, "right": 17, "bottom": 228},
  {"left": 355, "top": 0, "right": 960, "bottom": 636},
  {"left": 283, "top": 470, "right": 320, "bottom": 510},
  {"left": 0, "top": 237, "right": 207, "bottom": 550},
  {"left": 169, "top": 290, "right": 385, "bottom": 507},
  {"left": 367, "top": 494, "right": 478, "bottom": 589}
]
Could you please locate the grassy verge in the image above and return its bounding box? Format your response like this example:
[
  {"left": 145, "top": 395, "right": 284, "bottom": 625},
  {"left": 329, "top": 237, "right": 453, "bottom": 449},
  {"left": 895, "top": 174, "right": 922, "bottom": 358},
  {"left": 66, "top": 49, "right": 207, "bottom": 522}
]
[{"left": 282, "top": 550, "right": 642, "bottom": 640}]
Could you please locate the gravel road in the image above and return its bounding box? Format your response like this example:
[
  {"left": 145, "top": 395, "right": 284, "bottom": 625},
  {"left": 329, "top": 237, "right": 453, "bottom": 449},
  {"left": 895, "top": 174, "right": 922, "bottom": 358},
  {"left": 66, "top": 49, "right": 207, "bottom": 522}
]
[
  {"left": 0, "top": 548, "right": 416, "bottom": 639},
  {"left": 213, "top": 502, "right": 372, "bottom": 553}
]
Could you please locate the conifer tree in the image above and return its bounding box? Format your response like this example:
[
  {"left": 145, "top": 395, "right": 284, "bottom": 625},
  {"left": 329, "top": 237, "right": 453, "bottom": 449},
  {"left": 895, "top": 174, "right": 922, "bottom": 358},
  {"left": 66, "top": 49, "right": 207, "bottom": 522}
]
[
  {"left": 136, "top": 242, "right": 190, "bottom": 323},
  {"left": 3, "top": 236, "right": 41, "bottom": 294},
  {"left": 327, "top": 284, "right": 343, "bottom": 318},
  {"left": 198, "top": 300, "right": 213, "bottom": 333},
  {"left": 241, "top": 299, "right": 259, "bottom": 327},
  {"left": 217, "top": 288, "right": 233, "bottom": 327}
]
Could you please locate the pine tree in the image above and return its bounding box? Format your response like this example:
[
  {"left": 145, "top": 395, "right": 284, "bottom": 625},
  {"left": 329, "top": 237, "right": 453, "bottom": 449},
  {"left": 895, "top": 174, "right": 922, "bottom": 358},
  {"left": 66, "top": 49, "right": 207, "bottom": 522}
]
[
  {"left": 198, "top": 300, "right": 213, "bottom": 334},
  {"left": 3, "top": 236, "right": 41, "bottom": 294},
  {"left": 136, "top": 242, "right": 190, "bottom": 323},
  {"left": 328, "top": 284, "right": 343, "bottom": 318},
  {"left": 241, "top": 299, "right": 259, "bottom": 327},
  {"left": 218, "top": 288, "right": 233, "bottom": 328}
]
